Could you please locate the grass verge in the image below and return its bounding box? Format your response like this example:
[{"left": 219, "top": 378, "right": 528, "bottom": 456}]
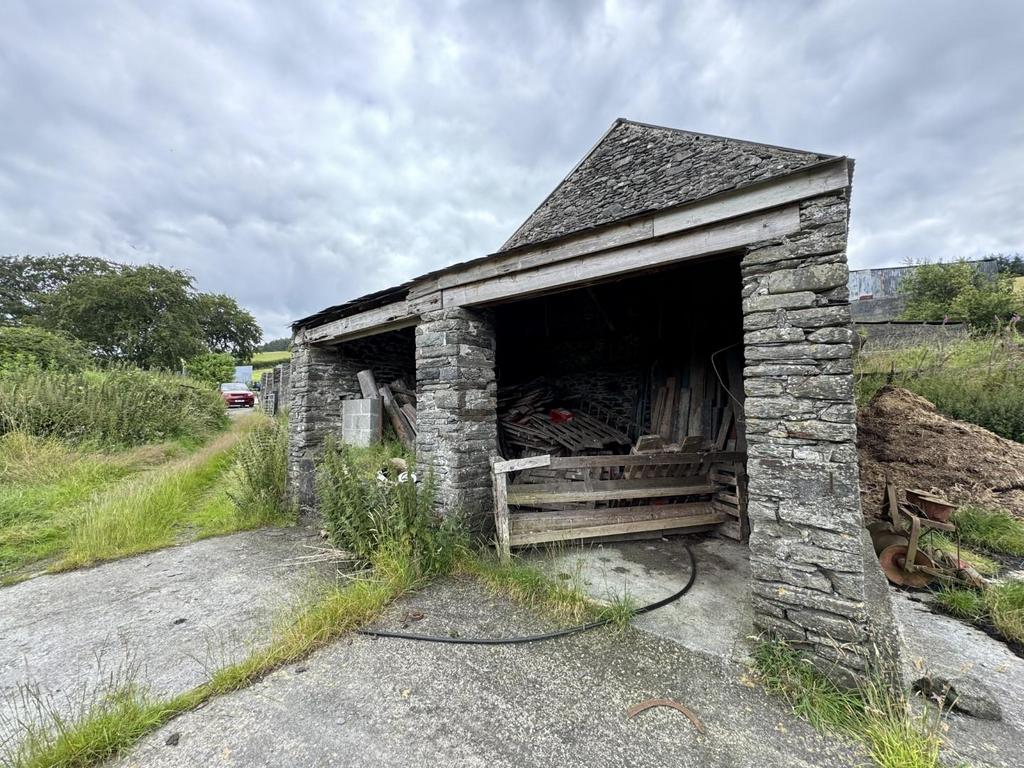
[
  {"left": 937, "top": 581, "right": 1024, "bottom": 646},
  {"left": 1, "top": 414, "right": 292, "bottom": 579},
  {"left": 754, "top": 641, "right": 943, "bottom": 768},
  {"left": 953, "top": 505, "right": 1024, "bottom": 556}
]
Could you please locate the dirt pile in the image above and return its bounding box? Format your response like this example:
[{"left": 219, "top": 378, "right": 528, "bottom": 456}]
[{"left": 857, "top": 386, "right": 1024, "bottom": 519}]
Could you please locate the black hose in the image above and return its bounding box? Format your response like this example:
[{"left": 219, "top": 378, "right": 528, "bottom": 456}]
[{"left": 356, "top": 544, "right": 697, "bottom": 645}]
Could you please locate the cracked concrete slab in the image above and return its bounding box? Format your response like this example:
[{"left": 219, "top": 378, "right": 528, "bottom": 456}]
[
  {"left": 113, "top": 577, "right": 864, "bottom": 768},
  {"left": 0, "top": 526, "right": 324, "bottom": 743}
]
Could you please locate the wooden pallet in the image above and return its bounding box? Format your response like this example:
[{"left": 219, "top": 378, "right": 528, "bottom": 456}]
[{"left": 491, "top": 452, "right": 743, "bottom": 559}]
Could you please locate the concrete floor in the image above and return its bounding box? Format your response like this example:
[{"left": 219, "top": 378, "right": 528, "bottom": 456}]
[
  {"left": 112, "top": 578, "right": 863, "bottom": 768},
  {"left": 530, "top": 535, "right": 754, "bottom": 664},
  {"left": 0, "top": 527, "right": 326, "bottom": 744}
]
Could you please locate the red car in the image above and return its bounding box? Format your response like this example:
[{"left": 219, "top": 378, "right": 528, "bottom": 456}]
[{"left": 220, "top": 382, "right": 256, "bottom": 408}]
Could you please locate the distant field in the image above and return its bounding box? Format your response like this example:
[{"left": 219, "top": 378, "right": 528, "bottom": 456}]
[{"left": 252, "top": 350, "right": 290, "bottom": 381}]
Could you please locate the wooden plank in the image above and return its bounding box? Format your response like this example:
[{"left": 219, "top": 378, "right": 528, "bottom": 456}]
[
  {"left": 408, "top": 159, "right": 849, "bottom": 301},
  {"left": 507, "top": 479, "right": 717, "bottom": 506},
  {"left": 493, "top": 455, "right": 552, "bottom": 474},
  {"left": 379, "top": 383, "right": 414, "bottom": 450},
  {"left": 511, "top": 502, "right": 715, "bottom": 533},
  {"left": 356, "top": 369, "right": 378, "bottom": 399},
  {"left": 659, "top": 377, "right": 676, "bottom": 439},
  {"left": 509, "top": 512, "right": 728, "bottom": 546},
  {"left": 440, "top": 207, "right": 801, "bottom": 308},
  {"left": 400, "top": 403, "right": 417, "bottom": 430},
  {"left": 675, "top": 387, "right": 691, "bottom": 442},
  {"left": 714, "top": 408, "right": 733, "bottom": 451},
  {"left": 491, "top": 457, "right": 511, "bottom": 562},
  {"left": 303, "top": 301, "right": 418, "bottom": 344},
  {"left": 547, "top": 451, "right": 744, "bottom": 469}
]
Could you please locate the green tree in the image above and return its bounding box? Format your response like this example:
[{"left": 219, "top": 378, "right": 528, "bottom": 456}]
[
  {"left": 186, "top": 352, "right": 236, "bottom": 386},
  {"left": 194, "top": 293, "right": 262, "bottom": 363},
  {"left": 0, "top": 326, "right": 90, "bottom": 371},
  {"left": 0, "top": 254, "right": 116, "bottom": 325},
  {"left": 257, "top": 337, "right": 291, "bottom": 353},
  {"left": 900, "top": 261, "right": 1022, "bottom": 332},
  {"left": 40, "top": 265, "right": 205, "bottom": 369}
]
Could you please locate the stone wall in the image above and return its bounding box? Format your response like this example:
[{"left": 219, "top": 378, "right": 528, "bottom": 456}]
[
  {"left": 287, "top": 343, "right": 362, "bottom": 516},
  {"left": 741, "top": 190, "right": 884, "bottom": 685},
  {"left": 415, "top": 307, "right": 498, "bottom": 528},
  {"left": 856, "top": 321, "right": 968, "bottom": 351}
]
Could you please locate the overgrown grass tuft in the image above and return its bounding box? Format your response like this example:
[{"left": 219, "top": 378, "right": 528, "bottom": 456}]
[
  {"left": 0, "top": 367, "right": 226, "bottom": 448},
  {"left": 936, "top": 582, "right": 1024, "bottom": 646},
  {"left": 935, "top": 586, "right": 986, "bottom": 622},
  {"left": 985, "top": 581, "right": 1024, "bottom": 644},
  {"left": 754, "top": 641, "right": 943, "bottom": 768},
  {"left": 459, "top": 553, "right": 602, "bottom": 625},
  {"left": 226, "top": 415, "right": 294, "bottom": 526},
  {"left": 953, "top": 505, "right": 1024, "bottom": 556}
]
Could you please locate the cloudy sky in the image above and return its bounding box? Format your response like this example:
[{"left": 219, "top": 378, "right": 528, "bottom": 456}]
[{"left": 2, "top": 1, "right": 1022, "bottom": 338}]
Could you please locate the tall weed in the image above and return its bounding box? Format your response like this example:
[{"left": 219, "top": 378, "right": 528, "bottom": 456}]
[
  {"left": 316, "top": 439, "right": 465, "bottom": 578},
  {"left": 227, "top": 415, "right": 295, "bottom": 526}
]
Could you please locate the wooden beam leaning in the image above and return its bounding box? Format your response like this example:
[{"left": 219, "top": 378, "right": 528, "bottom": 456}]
[
  {"left": 303, "top": 300, "right": 418, "bottom": 345},
  {"left": 440, "top": 206, "right": 801, "bottom": 308}
]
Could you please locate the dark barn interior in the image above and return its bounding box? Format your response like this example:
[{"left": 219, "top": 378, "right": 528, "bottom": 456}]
[{"left": 490, "top": 254, "right": 749, "bottom": 550}]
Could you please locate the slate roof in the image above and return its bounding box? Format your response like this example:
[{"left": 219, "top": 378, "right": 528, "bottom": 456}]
[
  {"left": 295, "top": 119, "right": 837, "bottom": 330},
  {"left": 500, "top": 118, "right": 834, "bottom": 252}
]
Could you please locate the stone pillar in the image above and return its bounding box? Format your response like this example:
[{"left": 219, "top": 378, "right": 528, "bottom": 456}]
[
  {"left": 415, "top": 307, "right": 498, "bottom": 528},
  {"left": 287, "top": 341, "right": 361, "bottom": 517},
  {"left": 741, "top": 191, "right": 884, "bottom": 685}
]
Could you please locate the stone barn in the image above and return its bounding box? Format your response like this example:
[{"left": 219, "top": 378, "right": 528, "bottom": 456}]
[{"left": 288, "top": 119, "right": 892, "bottom": 684}]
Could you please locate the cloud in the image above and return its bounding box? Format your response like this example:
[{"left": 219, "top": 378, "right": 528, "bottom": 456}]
[{"left": 1, "top": 0, "right": 1022, "bottom": 337}]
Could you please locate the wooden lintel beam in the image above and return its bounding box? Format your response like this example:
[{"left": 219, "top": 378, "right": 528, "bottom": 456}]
[
  {"left": 302, "top": 301, "right": 418, "bottom": 345},
  {"left": 441, "top": 206, "right": 800, "bottom": 309}
]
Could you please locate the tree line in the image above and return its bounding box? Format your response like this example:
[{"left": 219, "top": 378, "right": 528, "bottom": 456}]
[
  {"left": 900, "top": 255, "right": 1023, "bottom": 332},
  {"left": 0, "top": 254, "right": 262, "bottom": 377}
]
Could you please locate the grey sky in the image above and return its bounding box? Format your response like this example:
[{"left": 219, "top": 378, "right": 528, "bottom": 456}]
[{"left": 2, "top": 1, "right": 1022, "bottom": 337}]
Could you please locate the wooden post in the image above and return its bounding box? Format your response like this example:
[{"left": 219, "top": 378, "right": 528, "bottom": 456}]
[
  {"left": 491, "top": 456, "right": 511, "bottom": 561},
  {"left": 379, "top": 383, "right": 414, "bottom": 450},
  {"left": 356, "top": 369, "right": 378, "bottom": 399}
]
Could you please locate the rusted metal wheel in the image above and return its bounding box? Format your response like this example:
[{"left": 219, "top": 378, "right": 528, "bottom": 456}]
[
  {"left": 868, "top": 523, "right": 907, "bottom": 556},
  {"left": 878, "top": 544, "right": 937, "bottom": 588}
]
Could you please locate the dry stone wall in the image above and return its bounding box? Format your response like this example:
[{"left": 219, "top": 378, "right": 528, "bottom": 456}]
[
  {"left": 415, "top": 307, "right": 498, "bottom": 528},
  {"left": 287, "top": 343, "right": 362, "bottom": 516},
  {"left": 741, "top": 190, "right": 880, "bottom": 685}
]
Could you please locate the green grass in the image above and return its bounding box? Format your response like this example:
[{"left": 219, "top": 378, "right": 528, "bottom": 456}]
[
  {"left": 953, "top": 505, "right": 1024, "bottom": 556},
  {"left": 929, "top": 534, "right": 1001, "bottom": 576},
  {"left": 460, "top": 552, "right": 603, "bottom": 625},
  {"left": 855, "top": 335, "right": 1024, "bottom": 441},
  {"left": 936, "top": 582, "right": 1024, "bottom": 646},
  {"left": 754, "top": 641, "right": 943, "bottom": 768},
  {"left": 0, "top": 367, "right": 227, "bottom": 448},
  {"left": 0, "top": 435, "right": 189, "bottom": 577},
  {"left": 251, "top": 350, "right": 290, "bottom": 382},
  {"left": 0, "top": 415, "right": 291, "bottom": 579},
  {"left": 935, "top": 587, "right": 986, "bottom": 622}
]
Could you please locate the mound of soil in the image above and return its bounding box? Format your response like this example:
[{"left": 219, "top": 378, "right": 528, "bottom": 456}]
[{"left": 857, "top": 386, "right": 1024, "bottom": 519}]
